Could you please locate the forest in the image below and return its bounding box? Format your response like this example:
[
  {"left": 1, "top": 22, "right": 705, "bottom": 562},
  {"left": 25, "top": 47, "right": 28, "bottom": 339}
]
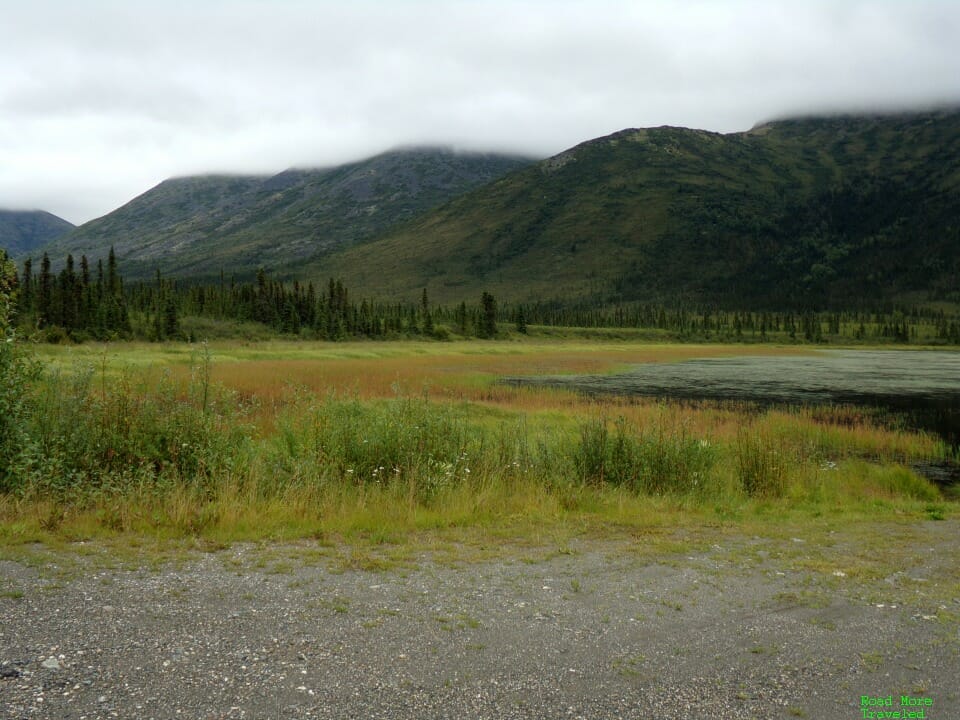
[{"left": 9, "top": 250, "right": 960, "bottom": 346}]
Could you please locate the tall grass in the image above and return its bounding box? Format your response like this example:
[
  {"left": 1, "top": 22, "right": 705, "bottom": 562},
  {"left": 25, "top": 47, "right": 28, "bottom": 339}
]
[
  {"left": 735, "top": 428, "right": 788, "bottom": 498},
  {"left": 574, "top": 415, "right": 716, "bottom": 495},
  {"left": 271, "top": 392, "right": 474, "bottom": 501}
]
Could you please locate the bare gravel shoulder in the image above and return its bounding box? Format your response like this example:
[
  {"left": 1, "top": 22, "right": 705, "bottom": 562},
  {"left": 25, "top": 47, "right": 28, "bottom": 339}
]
[{"left": 1, "top": 521, "right": 959, "bottom": 720}]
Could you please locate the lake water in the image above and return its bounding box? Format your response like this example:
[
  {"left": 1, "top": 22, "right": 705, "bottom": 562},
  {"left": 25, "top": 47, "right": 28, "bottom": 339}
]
[{"left": 504, "top": 350, "right": 960, "bottom": 454}]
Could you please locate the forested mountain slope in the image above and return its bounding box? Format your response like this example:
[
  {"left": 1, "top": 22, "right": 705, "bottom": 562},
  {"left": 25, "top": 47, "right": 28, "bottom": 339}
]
[{"left": 306, "top": 110, "right": 960, "bottom": 308}]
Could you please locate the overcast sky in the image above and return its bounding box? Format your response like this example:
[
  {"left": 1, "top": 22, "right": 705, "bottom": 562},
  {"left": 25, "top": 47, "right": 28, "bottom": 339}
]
[{"left": 2, "top": 0, "right": 959, "bottom": 225}]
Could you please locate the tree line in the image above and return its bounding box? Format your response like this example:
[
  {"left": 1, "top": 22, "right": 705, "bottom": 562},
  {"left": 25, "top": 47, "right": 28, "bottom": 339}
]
[
  {"left": 9, "top": 251, "right": 501, "bottom": 342},
  {"left": 6, "top": 250, "right": 960, "bottom": 345},
  {"left": 15, "top": 249, "right": 130, "bottom": 340},
  {"left": 508, "top": 300, "right": 960, "bottom": 344}
]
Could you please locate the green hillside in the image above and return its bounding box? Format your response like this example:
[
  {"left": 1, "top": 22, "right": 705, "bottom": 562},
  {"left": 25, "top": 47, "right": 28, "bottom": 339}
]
[
  {"left": 38, "top": 148, "right": 533, "bottom": 279},
  {"left": 303, "top": 110, "right": 960, "bottom": 308},
  {"left": 0, "top": 210, "right": 74, "bottom": 256}
]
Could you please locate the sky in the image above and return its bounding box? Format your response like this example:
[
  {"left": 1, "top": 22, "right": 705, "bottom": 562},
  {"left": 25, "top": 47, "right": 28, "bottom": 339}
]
[{"left": 2, "top": 0, "right": 959, "bottom": 225}]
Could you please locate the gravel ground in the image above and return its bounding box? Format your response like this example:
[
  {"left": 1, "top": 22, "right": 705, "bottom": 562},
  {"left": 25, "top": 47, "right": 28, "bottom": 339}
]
[{"left": 2, "top": 522, "right": 958, "bottom": 720}]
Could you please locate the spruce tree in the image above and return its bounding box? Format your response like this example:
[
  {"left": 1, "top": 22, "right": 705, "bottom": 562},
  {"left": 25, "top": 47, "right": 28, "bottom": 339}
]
[
  {"left": 107, "top": 246, "right": 119, "bottom": 296},
  {"left": 479, "top": 292, "right": 497, "bottom": 338},
  {"left": 18, "top": 258, "right": 32, "bottom": 322},
  {"left": 79, "top": 255, "right": 91, "bottom": 329},
  {"left": 59, "top": 254, "right": 79, "bottom": 331},
  {"left": 163, "top": 295, "right": 179, "bottom": 338},
  {"left": 515, "top": 304, "right": 527, "bottom": 334},
  {"left": 421, "top": 288, "right": 433, "bottom": 335},
  {"left": 38, "top": 254, "right": 52, "bottom": 328},
  {"left": 456, "top": 301, "right": 468, "bottom": 335}
]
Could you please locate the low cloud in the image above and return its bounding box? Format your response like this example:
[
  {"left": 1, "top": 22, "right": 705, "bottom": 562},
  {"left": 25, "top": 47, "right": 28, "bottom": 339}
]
[{"left": 2, "top": 0, "right": 958, "bottom": 223}]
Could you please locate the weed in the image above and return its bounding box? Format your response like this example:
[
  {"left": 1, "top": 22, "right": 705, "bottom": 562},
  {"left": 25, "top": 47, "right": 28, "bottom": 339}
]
[
  {"left": 315, "top": 596, "right": 350, "bottom": 614},
  {"left": 807, "top": 617, "right": 837, "bottom": 631},
  {"left": 860, "top": 652, "right": 884, "bottom": 672},
  {"left": 612, "top": 653, "right": 645, "bottom": 676}
]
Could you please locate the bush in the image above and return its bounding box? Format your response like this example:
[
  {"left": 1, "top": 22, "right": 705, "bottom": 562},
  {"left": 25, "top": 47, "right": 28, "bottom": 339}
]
[
  {"left": 9, "top": 354, "right": 251, "bottom": 500},
  {"left": 0, "top": 257, "right": 42, "bottom": 492},
  {"left": 40, "top": 325, "right": 72, "bottom": 344}
]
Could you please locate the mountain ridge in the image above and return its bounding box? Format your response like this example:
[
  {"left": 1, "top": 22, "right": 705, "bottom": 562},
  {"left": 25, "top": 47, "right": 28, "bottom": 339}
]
[
  {"left": 1, "top": 210, "right": 75, "bottom": 257},
  {"left": 297, "top": 109, "right": 960, "bottom": 308},
  {"left": 36, "top": 147, "right": 535, "bottom": 278},
  {"left": 25, "top": 109, "right": 960, "bottom": 310}
]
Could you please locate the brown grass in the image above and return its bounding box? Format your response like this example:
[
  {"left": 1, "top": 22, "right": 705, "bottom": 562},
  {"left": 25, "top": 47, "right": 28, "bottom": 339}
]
[{"left": 186, "top": 343, "right": 813, "bottom": 421}]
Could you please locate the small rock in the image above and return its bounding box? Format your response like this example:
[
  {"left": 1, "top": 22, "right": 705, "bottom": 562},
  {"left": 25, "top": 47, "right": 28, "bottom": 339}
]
[{"left": 41, "top": 657, "right": 60, "bottom": 670}]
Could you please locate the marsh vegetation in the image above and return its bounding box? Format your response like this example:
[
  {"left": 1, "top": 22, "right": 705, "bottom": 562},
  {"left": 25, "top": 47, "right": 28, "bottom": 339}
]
[{"left": 1, "top": 337, "right": 955, "bottom": 549}]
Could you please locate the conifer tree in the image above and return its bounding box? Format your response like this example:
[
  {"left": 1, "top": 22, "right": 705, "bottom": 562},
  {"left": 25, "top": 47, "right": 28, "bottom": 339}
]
[
  {"left": 515, "top": 304, "right": 527, "bottom": 334},
  {"left": 79, "top": 255, "right": 92, "bottom": 328},
  {"left": 163, "top": 295, "right": 178, "bottom": 338},
  {"left": 479, "top": 292, "right": 497, "bottom": 338},
  {"left": 456, "top": 301, "right": 468, "bottom": 335},
  {"left": 107, "top": 246, "right": 119, "bottom": 296},
  {"left": 96, "top": 259, "right": 104, "bottom": 302},
  {"left": 37, "top": 254, "right": 52, "bottom": 328},
  {"left": 59, "top": 254, "right": 78, "bottom": 330},
  {"left": 18, "top": 258, "right": 32, "bottom": 321},
  {"left": 421, "top": 288, "right": 433, "bottom": 335}
]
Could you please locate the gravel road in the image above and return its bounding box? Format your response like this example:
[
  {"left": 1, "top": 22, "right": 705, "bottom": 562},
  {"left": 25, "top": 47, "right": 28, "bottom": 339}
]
[{"left": 2, "top": 522, "right": 958, "bottom": 720}]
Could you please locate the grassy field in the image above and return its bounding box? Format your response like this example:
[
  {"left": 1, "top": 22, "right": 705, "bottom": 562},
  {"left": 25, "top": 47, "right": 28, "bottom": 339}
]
[{"left": 1, "top": 337, "right": 956, "bottom": 560}]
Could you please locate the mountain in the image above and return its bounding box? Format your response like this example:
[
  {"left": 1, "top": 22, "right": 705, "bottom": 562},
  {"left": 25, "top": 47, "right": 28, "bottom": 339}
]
[
  {"left": 39, "top": 148, "right": 534, "bottom": 279},
  {"left": 0, "top": 210, "right": 74, "bottom": 256},
  {"left": 304, "top": 110, "right": 960, "bottom": 308}
]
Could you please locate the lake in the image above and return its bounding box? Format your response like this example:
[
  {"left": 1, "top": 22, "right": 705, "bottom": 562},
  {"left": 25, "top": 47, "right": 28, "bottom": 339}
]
[{"left": 504, "top": 349, "right": 960, "bottom": 457}]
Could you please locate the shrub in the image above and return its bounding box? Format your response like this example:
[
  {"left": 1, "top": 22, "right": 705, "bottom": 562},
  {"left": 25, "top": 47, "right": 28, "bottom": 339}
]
[
  {"left": 10, "top": 354, "right": 251, "bottom": 500},
  {"left": 0, "top": 257, "right": 42, "bottom": 493}
]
